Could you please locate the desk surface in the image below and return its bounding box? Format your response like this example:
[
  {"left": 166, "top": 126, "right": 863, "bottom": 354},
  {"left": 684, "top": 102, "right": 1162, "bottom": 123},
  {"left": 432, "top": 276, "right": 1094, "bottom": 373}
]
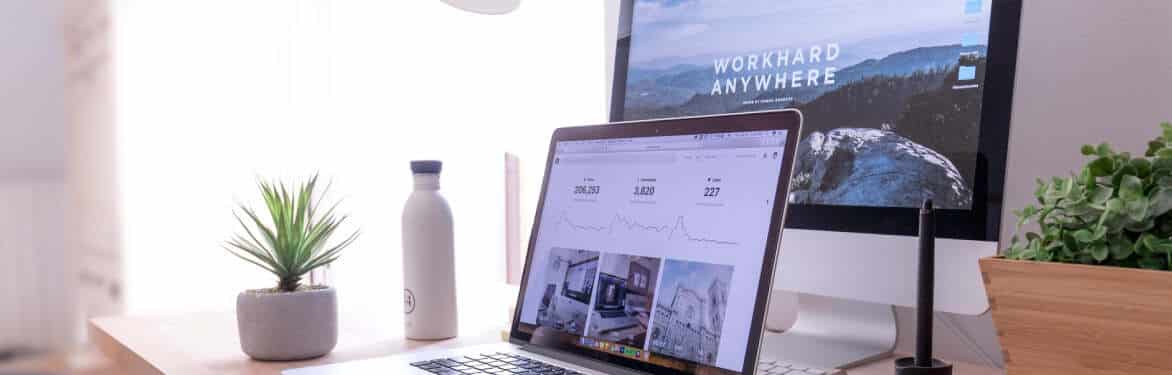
[{"left": 91, "top": 311, "right": 1004, "bottom": 375}]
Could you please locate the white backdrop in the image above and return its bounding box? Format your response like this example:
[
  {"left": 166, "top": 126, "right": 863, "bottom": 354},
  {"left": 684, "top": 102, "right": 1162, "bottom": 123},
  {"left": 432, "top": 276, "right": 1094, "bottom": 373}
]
[{"left": 114, "top": 0, "right": 605, "bottom": 333}]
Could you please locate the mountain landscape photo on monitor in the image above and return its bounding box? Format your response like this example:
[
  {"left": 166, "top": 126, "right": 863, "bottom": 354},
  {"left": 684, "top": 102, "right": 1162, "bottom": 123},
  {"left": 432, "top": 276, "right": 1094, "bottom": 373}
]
[{"left": 624, "top": 0, "right": 995, "bottom": 209}]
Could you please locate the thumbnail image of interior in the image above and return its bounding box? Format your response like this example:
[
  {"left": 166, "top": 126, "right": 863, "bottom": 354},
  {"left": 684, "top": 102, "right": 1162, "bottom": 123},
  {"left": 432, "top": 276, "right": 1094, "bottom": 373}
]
[
  {"left": 535, "top": 248, "right": 600, "bottom": 336},
  {"left": 649, "top": 259, "right": 733, "bottom": 366},
  {"left": 584, "top": 254, "right": 662, "bottom": 348}
]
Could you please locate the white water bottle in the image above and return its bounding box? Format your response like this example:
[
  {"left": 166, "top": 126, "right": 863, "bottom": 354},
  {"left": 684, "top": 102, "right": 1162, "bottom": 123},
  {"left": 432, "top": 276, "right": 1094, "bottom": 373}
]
[{"left": 402, "top": 160, "right": 458, "bottom": 340}]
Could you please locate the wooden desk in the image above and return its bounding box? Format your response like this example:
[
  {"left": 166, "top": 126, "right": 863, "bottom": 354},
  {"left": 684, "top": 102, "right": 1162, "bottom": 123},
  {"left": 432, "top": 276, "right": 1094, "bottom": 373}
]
[
  {"left": 90, "top": 311, "right": 502, "bottom": 375},
  {"left": 91, "top": 312, "right": 1003, "bottom": 375},
  {"left": 849, "top": 356, "right": 1002, "bottom": 375}
]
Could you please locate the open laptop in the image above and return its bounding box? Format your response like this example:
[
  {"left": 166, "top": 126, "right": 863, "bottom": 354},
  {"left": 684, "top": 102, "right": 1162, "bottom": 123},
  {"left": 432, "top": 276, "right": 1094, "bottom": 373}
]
[{"left": 285, "top": 109, "right": 802, "bottom": 375}]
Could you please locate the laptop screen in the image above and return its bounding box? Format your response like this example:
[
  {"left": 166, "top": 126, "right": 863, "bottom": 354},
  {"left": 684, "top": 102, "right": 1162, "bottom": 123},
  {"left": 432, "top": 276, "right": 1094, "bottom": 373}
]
[{"left": 515, "top": 129, "right": 790, "bottom": 373}]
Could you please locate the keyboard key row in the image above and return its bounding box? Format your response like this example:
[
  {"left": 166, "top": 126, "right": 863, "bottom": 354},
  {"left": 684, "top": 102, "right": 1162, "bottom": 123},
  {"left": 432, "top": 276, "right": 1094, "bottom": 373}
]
[{"left": 411, "top": 352, "right": 583, "bottom": 375}]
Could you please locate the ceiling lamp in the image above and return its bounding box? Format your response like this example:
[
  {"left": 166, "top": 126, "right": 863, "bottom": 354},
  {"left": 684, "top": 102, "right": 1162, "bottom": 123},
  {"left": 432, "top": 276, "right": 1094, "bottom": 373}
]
[{"left": 440, "top": 0, "right": 520, "bottom": 15}]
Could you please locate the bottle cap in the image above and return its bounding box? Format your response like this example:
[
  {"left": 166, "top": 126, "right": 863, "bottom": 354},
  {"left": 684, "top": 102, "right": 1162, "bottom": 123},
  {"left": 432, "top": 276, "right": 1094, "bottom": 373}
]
[{"left": 410, "top": 160, "right": 443, "bottom": 174}]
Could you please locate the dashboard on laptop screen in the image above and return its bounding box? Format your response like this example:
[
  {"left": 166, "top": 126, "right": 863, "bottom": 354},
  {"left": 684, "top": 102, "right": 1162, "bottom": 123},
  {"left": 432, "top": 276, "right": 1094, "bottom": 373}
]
[{"left": 514, "top": 129, "right": 789, "bottom": 374}]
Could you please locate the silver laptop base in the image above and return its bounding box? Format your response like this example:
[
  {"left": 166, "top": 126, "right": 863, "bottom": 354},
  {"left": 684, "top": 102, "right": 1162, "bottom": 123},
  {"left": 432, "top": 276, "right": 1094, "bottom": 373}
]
[
  {"left": 760, "top": 293, "right": 896, "bottom": 370},
  {"left": 518, "top": 342, "right": 645, "bottom": 375}
]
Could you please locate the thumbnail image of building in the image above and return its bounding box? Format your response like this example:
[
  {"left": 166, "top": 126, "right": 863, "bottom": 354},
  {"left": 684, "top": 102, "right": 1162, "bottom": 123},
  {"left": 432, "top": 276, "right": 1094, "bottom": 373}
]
[{"left": 648, "top": 259, "right": 732, "bottom": 365}]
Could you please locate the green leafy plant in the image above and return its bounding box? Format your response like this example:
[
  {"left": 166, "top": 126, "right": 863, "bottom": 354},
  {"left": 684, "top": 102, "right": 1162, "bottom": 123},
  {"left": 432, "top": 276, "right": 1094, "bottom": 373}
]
[
  {"left": 1007, "top": 123, "right": 1172, "bottom": 270},
  {"left": 225, "top": 175, "right": 359, "bottom": 292}
]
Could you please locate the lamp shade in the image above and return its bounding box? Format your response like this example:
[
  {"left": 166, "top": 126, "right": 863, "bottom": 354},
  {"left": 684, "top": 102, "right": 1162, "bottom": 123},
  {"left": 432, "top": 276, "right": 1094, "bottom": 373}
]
[{"left": 440, "top": 0, "right": 520, "bottom": 15}]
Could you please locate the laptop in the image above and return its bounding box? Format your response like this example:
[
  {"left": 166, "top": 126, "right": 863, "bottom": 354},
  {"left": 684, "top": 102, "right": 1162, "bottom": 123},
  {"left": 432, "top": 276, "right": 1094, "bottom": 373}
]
[{"left": 285, "top": 109, "right": 802, "bottom": 375}]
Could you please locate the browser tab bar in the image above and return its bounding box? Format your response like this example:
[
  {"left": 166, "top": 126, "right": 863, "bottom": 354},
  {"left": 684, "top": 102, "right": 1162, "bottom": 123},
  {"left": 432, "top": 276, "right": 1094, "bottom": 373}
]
[
  {"left": 557, "top": 130, "right": 787, "bottom": 154},
  {"left": 604, "top": 140, "right": 702, "bottom": 152}
]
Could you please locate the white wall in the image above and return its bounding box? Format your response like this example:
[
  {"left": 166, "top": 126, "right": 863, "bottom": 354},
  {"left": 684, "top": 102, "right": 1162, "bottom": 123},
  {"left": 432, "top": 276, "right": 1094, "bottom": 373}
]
[
  {"left": 113, "top": 1, "right": 605, "bottom": 335},
  {"left": 999, "top": 0, "right": 1172, "bottom": 244},
  {"left": 605, "top": 0, "right": 1172, "bottom": 368},
  {"left": 0, "top": 0, "right": 74, "bottom": 350}
]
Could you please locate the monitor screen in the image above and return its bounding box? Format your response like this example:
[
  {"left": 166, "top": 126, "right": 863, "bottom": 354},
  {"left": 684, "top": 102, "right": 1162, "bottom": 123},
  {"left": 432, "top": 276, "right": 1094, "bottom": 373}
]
[
  {"left": 562, "top": 257, "right": 599, "bottom": 304},
  {"left": 617, "top": 0, "right": 998, "bottom": 210},
  {"left": 595, "top": 273, "right": 627, "bottom": 311},
  {"left": 515, "top": 129, "right": 790, "bottom": 374}
]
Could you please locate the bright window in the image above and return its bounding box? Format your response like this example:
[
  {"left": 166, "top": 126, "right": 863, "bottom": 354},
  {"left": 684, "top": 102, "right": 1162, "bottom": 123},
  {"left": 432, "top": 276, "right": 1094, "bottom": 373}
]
[{"left": 114, "top": 0, "right": 604, "bottom": 331}]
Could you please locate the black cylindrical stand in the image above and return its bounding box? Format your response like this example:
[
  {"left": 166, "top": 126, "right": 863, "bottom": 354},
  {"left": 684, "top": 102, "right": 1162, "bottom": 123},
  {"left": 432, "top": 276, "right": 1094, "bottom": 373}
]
[
  {"left": 915, "top": 199, "right": 935, "bottom": 367},
  {"left": 895, "top": 357, "right": 952, "bottom": 375},
  {"left": 895, "top": 200, "right": 952, "bottom": 375}
]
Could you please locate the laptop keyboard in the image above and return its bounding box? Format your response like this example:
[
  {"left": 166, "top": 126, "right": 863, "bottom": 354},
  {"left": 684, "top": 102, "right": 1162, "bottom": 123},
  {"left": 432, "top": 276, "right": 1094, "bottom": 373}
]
[
  {"left": 597, "top": 310, "right": 627, "bottom": 319},
  {"left": 410, "top": 352, "right": 584, "bottom": 375},
  {"left": 757, "top": 359, "right": 844, "bottom": 375}
]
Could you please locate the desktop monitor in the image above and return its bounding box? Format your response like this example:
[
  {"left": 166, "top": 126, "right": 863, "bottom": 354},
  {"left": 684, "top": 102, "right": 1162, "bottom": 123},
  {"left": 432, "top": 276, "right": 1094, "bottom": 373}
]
[
  {"left": 563, "top": 257, "right": 598, "bottom": 304},
  {"left": 595, "top": 273, "right": 627, "bottom": 311},
  {"left": 608, "top": 0, "right": 1022, "bottom": 368}
]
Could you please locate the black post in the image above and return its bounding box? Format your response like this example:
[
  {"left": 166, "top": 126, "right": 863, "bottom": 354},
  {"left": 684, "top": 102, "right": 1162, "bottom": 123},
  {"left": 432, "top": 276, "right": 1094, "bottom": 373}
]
[
  {"left": 895, "top": 199, "right": 950, "bottom": 375},
  {"left": 915, "top": 199, "right": 935, "bottom": 368}
]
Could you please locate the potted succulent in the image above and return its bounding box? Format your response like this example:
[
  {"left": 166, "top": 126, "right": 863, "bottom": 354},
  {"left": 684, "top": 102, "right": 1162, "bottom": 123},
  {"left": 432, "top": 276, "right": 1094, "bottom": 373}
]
[
  {"left": 981, "top": 122, "right": 1172, "bottom": 374},
  {"left": 225, "top": 175, "right": 359, "bottom": 361}
]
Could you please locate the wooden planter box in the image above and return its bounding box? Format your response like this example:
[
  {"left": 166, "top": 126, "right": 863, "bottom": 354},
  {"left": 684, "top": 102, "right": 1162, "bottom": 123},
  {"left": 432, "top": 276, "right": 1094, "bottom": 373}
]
[{"left": 980, "top": 257, "right": 1172, "bottom": 374}]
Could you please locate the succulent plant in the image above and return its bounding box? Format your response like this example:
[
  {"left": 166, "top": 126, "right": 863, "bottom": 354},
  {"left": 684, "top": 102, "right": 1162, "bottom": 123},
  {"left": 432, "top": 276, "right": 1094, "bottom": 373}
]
[
  {"left": 1007, "top": 123, "right": 1172, "bottom": 270},
  {"left": 225, "top": 175, "right": 359, "bottom": 292}
]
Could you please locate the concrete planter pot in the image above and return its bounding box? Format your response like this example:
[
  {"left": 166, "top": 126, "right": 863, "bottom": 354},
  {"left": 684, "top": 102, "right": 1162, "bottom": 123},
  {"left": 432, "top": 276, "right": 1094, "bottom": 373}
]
[
  {"left": 236, "top": 286, "right": 338, "bottom": 361},
  {"left": 980, "top": 257, "right": 1172, "bottom": 374}
]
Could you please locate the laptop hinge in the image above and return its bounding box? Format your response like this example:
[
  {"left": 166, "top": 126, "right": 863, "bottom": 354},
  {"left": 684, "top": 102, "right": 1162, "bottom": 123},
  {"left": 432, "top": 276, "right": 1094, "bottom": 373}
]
[{"left": 517, "top": 344, "right": 649, "bottom": 375}]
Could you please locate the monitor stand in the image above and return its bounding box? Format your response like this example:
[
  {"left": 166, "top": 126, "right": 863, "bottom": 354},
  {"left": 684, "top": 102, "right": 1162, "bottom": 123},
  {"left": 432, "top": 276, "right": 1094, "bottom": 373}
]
[{"left": 760, "top": 293, "right": 896, "bottom": 370}]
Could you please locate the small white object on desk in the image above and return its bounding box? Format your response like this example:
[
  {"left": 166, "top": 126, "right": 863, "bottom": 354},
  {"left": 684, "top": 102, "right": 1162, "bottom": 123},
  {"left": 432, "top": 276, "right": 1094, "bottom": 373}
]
[{"left": 402, "top": 160, "right": 459, "bottom": 340}]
